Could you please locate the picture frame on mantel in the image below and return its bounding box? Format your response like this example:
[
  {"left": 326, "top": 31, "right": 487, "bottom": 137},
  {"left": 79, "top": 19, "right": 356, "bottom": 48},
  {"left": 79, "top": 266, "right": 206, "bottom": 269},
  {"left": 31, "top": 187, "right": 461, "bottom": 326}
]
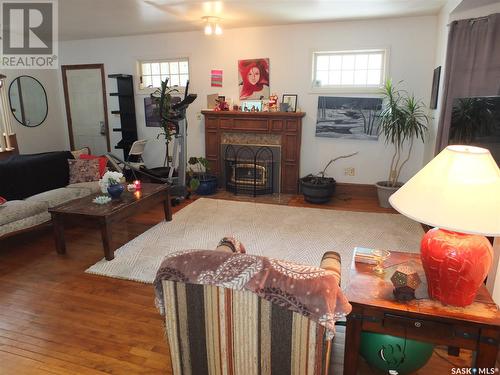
[{"left": 282, "top": 94, "right": 298, "bottom": 112}]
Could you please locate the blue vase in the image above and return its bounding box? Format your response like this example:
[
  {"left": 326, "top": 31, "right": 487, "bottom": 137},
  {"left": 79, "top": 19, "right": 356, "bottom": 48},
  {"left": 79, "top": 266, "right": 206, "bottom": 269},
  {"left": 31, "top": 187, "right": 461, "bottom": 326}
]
[{"left": 107, "top": 184, "right": 124, "bottom": 199}]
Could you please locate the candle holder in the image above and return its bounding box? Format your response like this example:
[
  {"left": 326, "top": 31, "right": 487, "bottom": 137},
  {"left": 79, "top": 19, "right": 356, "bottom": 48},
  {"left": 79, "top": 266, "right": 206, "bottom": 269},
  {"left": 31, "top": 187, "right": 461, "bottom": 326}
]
[
  {"left": 371, "top": 249, "right": 391, "bottom": 274},
  {"left": 133, "top": 180, "right": 142, "bottom": 190}
]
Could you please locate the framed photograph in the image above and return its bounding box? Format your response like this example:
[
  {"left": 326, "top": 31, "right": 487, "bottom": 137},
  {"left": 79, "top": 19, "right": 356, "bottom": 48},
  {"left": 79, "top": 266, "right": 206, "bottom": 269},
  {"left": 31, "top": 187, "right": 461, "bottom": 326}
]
[
  {"left": 241, "top": 100, "right": 262, "bottom": 112},
  {"left": 430, "top": 66, "right": 441, "bottom": 109},
  {"left": 282, "top": 94, "right": 298, "bottom": 112}
]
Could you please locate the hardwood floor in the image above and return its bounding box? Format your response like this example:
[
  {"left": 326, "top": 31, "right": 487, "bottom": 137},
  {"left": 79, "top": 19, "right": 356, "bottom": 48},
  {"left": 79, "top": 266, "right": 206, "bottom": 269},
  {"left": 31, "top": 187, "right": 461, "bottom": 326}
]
[{"left": 0, "top": 189, "right": 475, "bottom": 374}]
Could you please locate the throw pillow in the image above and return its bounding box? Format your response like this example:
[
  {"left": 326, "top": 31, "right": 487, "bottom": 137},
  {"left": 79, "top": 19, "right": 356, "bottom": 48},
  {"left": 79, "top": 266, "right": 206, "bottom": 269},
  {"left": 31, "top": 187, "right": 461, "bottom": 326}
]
[
  {"left": 0, "top": 196, "right": 5, "bottom": 205},
  {"left": 70, "top": 146, "right": 90, "bottom": 159},
  {"left": 68, "top": 158, "right": 100, "bottom": 184},
  {"left": 79, "top": 154, "right": 108, "bottom": 177}
]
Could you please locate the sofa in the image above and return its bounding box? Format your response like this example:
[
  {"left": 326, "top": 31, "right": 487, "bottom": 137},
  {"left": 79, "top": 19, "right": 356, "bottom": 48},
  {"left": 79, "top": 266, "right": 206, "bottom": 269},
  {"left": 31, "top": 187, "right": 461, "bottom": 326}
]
[
  {"left": 0, "top": 150, "right": 101, "bottom": 238},
  {"left": 154, "top": 242, "right": 351, "bottom": 375}
]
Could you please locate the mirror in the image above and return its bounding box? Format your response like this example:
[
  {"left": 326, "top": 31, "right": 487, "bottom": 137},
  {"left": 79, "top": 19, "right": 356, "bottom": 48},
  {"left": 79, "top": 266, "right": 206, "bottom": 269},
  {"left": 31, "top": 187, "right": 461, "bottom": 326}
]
[{"left": 8, "top": 76, "right": 48, "bottom": 127}]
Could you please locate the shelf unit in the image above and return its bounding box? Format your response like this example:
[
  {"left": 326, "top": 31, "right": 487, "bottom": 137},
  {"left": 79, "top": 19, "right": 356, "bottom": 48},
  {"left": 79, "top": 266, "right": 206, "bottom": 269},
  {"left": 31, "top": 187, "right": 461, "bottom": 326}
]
[{"left": 108, "top": 74, "right": 138, "bottom": 159}]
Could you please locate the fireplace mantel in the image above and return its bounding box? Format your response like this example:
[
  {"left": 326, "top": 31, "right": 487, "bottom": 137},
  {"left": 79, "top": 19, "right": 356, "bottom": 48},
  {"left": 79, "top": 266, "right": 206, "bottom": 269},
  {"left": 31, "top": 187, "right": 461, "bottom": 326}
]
[{"left": 202, "top": 110, "right": 305, "bottom": 194}]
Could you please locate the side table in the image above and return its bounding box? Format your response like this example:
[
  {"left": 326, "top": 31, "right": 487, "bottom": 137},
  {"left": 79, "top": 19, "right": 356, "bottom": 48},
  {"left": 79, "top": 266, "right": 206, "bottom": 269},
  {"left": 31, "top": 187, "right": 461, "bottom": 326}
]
[{"left": 343, "top": 251, "right": 500, "bottom": 374}]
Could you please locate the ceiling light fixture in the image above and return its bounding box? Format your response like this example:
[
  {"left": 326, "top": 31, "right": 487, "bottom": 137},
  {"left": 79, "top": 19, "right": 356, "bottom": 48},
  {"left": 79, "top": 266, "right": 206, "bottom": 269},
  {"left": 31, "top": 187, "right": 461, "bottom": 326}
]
[{"left": 202, "top": 16, "right": 222, "bottom": 36}]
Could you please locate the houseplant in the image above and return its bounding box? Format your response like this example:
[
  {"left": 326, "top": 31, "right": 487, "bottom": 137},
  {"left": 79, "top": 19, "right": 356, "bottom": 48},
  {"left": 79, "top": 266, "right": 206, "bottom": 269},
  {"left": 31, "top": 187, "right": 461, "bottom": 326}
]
[
  {"left": 188, "top": 157, "right": 218, "bottom": 195},
  {"left": 99, "top": 171, "right": 124, "bottom": 199},
  {"left": 376, "top": 80, "right": 428, "bottom": 208},
  {"left": 300, "top": 152, "right": 358, "bottom": 204},
  {"left": 150, "top": 79, "right": 179, "bottom": 168}
]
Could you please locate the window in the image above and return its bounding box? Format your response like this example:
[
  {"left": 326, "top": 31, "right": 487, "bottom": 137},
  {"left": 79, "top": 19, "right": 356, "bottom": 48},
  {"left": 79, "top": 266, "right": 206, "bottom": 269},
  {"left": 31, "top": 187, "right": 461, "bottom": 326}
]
[
  {"left": 312, "top": 49, "right": 387, "bottom": 90},
  {"left": 139, "top": 58, "right": 189, "bottom": 90}
]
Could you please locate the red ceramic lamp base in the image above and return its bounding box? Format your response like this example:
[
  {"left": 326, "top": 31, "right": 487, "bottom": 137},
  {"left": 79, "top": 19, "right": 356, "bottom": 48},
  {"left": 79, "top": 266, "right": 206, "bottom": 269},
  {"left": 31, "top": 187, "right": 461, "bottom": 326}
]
[{"left": 420, "top": 228, "right": 493, "bottom": 307}]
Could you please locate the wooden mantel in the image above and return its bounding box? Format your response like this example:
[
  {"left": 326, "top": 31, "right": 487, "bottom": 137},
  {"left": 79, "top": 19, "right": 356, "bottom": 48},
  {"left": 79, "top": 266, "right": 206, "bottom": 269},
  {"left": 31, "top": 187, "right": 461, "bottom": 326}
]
[{"left": 202, "top": 110, "right": 306, "bottom": 194}]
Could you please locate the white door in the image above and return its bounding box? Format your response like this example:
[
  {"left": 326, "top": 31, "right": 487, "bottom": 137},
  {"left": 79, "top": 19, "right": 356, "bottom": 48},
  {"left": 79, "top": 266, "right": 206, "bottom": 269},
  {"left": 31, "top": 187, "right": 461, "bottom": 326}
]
[{"left": 65, "top": 68, "right": 109, "bottom": 155}]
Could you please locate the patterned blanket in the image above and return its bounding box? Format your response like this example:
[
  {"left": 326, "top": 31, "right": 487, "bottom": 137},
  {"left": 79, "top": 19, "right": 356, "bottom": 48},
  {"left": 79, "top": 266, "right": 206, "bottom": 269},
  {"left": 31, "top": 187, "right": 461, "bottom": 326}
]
[{"left": 154, "top": 249, "right": 352, "bottom": 338}]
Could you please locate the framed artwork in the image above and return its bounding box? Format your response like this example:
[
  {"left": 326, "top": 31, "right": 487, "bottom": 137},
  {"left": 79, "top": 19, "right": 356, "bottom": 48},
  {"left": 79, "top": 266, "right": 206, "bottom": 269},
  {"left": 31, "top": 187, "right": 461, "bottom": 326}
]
[
  {"left": 144, "top": 97, "right": 161, "bottom": 127},
  {"left": 282, "top": 94, "right": 298, "bottom": 112},
  {"left": 316, "top": 96, "right": 382, "bottom": 140},
  {"left": 430, "top": 66, "right": 441, "bottom": 109},
  {"left": 211, "top": 69, "right": 223, "bottom": 87},
  {"left": 241, "top": 100, "right": 262, "bottom": 112},
  {"left": 238, "top": 58, "right": 270, "bottom": 100}
]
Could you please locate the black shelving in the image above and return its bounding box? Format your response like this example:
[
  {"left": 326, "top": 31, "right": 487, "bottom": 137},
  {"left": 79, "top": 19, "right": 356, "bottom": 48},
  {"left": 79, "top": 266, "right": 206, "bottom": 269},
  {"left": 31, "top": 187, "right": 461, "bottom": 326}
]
[{"left": 108, "top": 74, "right": 138, "bottom": 159}]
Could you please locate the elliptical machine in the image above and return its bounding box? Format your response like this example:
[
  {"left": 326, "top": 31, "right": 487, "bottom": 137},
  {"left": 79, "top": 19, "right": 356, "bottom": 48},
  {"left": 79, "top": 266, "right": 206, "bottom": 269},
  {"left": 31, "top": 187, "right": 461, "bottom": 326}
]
[{"left": 106, "top": 82, "right": 197, "bottom": 204}]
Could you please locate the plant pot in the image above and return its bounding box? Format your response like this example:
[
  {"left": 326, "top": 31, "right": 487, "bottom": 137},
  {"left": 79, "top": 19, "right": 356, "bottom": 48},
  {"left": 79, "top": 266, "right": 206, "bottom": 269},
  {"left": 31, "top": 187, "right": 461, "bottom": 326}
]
[
  {"left": 300, "top": 176, "right": 336, "bottom": 204},
  {"left": 375, "top": 181, "right": 403, "bottom": 208},
  {"left": 196, "top": 174, "right": 218, "bottom": 195},
  {"left": 107, "top": 184, "right": 124, "bottom": 199}
]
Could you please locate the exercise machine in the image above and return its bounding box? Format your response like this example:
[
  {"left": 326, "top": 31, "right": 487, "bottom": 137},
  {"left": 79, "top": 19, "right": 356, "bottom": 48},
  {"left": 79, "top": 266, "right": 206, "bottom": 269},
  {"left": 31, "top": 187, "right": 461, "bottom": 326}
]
[{"left": 106, "top": 82, "right": 197, "bottom": 204}]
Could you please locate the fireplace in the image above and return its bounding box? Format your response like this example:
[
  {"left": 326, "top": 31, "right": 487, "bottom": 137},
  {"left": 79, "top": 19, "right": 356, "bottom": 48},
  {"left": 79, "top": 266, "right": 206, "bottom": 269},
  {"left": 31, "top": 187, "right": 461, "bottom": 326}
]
[
  {"left": 222, "top": 144, "right": 280, "bottom": 196},
  {"left": 202, "top": 111, "right": 305, "bottom": 193}
]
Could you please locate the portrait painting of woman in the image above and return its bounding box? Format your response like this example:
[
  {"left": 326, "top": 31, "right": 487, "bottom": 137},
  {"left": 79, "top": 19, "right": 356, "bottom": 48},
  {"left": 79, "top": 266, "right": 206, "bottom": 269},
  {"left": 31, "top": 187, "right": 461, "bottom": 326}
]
[{"left": 238, "top": 58, "right": 270, "bottom": 100}]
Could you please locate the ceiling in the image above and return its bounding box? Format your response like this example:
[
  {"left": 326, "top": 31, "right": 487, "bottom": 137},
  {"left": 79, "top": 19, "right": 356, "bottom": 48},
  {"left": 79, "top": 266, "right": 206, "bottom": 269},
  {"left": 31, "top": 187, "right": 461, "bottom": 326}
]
[{"left": 59, "top": 0, "right": 449, "bottom": 41}]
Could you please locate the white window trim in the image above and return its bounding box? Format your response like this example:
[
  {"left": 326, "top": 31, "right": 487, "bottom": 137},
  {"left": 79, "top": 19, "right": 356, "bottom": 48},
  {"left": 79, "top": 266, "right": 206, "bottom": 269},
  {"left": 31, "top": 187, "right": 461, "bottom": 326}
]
[
  {"left": 137, "top": 57, "right": 190, "bottom": 94},
  {"left": 310, "top": 48, "right": 390, "bottom": 94}
]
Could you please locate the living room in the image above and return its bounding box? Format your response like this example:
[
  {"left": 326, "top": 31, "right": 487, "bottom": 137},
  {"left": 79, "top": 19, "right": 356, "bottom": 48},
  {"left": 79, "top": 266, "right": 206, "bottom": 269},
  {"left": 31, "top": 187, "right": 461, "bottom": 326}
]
[{"left": 0, "top": 0, "right": 499, "bottom": 374}]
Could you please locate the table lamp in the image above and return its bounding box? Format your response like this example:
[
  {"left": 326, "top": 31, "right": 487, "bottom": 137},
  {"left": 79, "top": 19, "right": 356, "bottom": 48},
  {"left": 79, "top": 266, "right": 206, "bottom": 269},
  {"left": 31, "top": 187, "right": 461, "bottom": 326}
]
[{"left": 389, "top": 145, "right": 500, "bottom": 307}]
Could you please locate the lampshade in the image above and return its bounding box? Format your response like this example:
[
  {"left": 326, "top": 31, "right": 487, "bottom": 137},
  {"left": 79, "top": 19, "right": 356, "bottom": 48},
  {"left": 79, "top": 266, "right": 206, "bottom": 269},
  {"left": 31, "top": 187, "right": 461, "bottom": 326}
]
[{"left": 389, "top": 145, "right": 500, "bottom": 236}]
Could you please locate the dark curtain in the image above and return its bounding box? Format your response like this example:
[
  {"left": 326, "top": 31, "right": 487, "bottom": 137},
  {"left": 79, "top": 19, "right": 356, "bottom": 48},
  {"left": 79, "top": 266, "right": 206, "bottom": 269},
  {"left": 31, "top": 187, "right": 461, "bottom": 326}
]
[{"left": 436, "top": 13, "right": 500, "bottom": 152}]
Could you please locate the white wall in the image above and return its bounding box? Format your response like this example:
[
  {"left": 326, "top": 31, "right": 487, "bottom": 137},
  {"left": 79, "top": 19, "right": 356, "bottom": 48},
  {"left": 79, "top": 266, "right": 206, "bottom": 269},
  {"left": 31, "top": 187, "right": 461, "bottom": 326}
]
[
  {"left": 4, "top": 69, "right": 68, "bottom": 154},
  {"left": 59, "top": 15, "right": 437, "bottom": 184}
]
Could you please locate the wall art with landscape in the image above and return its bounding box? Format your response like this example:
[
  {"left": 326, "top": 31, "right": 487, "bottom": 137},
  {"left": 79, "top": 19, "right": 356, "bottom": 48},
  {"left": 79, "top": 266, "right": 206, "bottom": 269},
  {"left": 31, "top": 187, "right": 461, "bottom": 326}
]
[{"left": 315, "top": 96, "right": 382, "bottom": 140}]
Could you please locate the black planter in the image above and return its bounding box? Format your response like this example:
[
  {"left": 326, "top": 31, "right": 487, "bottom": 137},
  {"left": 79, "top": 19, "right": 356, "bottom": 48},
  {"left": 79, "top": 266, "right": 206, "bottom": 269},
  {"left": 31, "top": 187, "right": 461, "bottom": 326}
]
[
  {"left": 300, "top": 176, "right": 336, "bottom": 204},
  {"left": 196, "top": 174, "right": 218, "bottom": 195}
]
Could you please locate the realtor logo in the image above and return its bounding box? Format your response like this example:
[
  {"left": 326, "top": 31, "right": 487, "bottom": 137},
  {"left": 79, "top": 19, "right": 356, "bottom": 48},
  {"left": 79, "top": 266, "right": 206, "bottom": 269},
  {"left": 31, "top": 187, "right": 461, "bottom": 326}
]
[{"left": 1, "top": 0, "right": 58, "bottom": 68}]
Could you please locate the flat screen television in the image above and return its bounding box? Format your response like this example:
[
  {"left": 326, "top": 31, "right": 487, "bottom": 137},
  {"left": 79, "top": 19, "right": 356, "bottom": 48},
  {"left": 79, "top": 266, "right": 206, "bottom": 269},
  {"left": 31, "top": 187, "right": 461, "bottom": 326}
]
[{"left": 449, "top": 96, "right": 500, "bottom": 166}]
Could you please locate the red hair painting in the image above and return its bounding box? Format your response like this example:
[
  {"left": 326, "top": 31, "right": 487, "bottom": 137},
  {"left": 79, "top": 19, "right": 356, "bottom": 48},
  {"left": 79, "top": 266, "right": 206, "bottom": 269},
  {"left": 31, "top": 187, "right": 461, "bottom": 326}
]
[{"left": 238, "top": 58, "right": 270, "bottom": 100}]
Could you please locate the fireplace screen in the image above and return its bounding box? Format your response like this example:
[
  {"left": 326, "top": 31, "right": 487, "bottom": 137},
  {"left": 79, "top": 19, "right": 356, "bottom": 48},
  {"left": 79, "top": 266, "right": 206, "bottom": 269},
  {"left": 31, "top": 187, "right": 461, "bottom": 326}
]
[{"left": 224, "top": 145, "right": 276, "bottom": 195}]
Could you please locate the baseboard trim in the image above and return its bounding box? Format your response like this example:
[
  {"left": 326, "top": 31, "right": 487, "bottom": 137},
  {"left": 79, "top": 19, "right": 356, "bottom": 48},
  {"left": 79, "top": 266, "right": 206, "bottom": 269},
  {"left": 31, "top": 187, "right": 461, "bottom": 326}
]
[{"left": 335, "top": 182, "right": 378, "bottom": 197}]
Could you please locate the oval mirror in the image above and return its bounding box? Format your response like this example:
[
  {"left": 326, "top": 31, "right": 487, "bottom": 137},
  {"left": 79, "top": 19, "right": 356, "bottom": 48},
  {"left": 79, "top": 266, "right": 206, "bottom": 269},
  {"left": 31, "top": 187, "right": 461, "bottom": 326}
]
[{"left": 8, "top": 76, "right": 48, "bottom": 127}]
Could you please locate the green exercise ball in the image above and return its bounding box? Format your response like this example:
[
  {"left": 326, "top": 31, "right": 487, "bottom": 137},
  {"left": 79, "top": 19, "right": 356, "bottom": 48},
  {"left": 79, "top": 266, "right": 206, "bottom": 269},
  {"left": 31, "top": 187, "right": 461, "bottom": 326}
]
[{"left": 360, "top": 332, "right": 434, "bottom": 375}]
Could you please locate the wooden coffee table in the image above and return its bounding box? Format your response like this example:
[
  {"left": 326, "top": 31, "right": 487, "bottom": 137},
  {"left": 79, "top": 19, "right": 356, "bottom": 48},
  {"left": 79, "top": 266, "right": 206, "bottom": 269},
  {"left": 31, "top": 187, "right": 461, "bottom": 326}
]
[
  {"left": 343, "top": 251, "right": 500, "bottom": 375},
  {"left": 49, "top": 183, "right": 172, "bottom": 261}
]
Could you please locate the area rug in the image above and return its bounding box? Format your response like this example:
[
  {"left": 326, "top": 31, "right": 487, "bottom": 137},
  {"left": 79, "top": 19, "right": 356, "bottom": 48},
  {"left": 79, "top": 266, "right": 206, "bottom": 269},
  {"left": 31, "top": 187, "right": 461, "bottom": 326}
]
[{"left": 86, "top": 198, "right": 423, "bottom": 286}]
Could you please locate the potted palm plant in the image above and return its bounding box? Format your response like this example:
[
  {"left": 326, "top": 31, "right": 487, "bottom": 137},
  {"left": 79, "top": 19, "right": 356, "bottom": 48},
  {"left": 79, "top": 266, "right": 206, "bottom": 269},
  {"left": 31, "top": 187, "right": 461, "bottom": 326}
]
[
  {"left": 300, "top": 152, "right": 358, "bottom": 203},
  {"left": 376, "top": 80, "right": 429, "bottom": 208}
]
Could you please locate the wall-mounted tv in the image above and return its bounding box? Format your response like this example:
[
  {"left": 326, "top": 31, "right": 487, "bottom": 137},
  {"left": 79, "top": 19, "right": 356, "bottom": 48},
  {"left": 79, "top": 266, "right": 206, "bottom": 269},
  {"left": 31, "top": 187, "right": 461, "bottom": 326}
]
[{"left": 450, "top": 96, "right": 500, "bottom": 165}]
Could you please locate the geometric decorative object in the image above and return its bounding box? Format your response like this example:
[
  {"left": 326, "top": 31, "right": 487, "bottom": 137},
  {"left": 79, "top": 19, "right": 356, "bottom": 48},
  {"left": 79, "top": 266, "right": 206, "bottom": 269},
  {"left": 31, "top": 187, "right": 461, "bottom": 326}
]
[
  {"left": 391, "top": 265, "right": 421, "bottom": 301},
  {"left": 390, "top": 145, "right": 500, "bottom": 307}
]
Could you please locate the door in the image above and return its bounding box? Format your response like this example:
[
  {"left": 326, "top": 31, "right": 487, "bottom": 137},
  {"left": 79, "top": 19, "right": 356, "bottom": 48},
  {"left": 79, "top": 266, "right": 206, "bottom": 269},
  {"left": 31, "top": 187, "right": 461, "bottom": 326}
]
[{"left": 62, "top": 64, "right": 110, "bottom": 155}]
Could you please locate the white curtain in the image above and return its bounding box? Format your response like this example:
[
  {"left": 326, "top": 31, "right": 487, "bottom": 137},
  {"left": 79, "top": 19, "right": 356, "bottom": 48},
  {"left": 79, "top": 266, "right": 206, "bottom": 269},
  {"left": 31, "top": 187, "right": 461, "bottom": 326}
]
[{"left": 0, "top": 77, "right": 13, "bottom": 151}]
